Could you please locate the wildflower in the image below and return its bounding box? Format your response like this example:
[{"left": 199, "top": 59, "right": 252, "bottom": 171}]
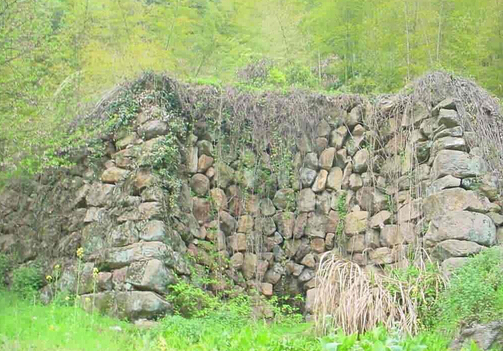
[
  {"left": 93, "top": 267, "right": 99, "bottom": 278},
  {"left": 65, "top": 296, "right": 70, "bottom": 301},
  {"left": 76, "top": 247, "right": 84, "bottom": 259},
  {"left": 49, "top": 325, "right": 55, "bottom": 331},
  {"left": 46, "top": 275, "right": 53, "bottom": 282},
  {"left": 85, "top": 297, "right": 91, "bottom": 303},
  {"left": 54, "top": 264, "right": 60, "bottom": 270}
]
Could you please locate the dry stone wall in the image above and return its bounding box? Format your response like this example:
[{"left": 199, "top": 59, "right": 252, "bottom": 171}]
[{"left": 1, "top": 83, "right": 502, "bottom": 321}]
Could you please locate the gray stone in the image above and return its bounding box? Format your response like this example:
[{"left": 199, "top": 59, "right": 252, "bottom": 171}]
[
  {"left": 298, "top": 189, "right": 316, "bottom": 213},
  {"left": 219, "top": 211, "right": 237, "bottom": 235},
  {"left": 330, "top": 126, "right": 348, "bottom": 149},
  {"left": 138, "top": 120, "right": 168, "bottom": 140},
  {"left": 317, "top": 119, "right": 331, "bottom": 137},
  {"left": 304, "top": 152, "right": 319, "bottom": 170},
  {"left": 237, "top": 215, "right": 254, "bottom": 233},
  {"left": 349, "top": 174, "right": 363, "bottom": 191},
  {"left": 431, "top": 150, "right": 487, "bottom": 180},
  {"left": 438, "top": 109, "right": 460, "bottom": 128},
  {"left": 431, "top": 137, "right": 467, "bottom": 160},
  {"left": 273, "top": 189, "right": 295, "bottom": 210},
  {"left": 273, "top": 212, "right": 295, "bottom": 239},
  {"left": 346, "top": 106, "right": 362, "bottom": 128},
  {"left": 190, "top": 174, "right": 210, "bottom": 196},
  {"left": 80, "top": 291, "right": 172, "bottom": 321},
  {"left": 326, "top": 167, "right": 343, "bottom": 191},
  {"left": 335, "top": 149, "right": 348, "bottom": 168},
  {"left": 369, "top": 247, "right": 395, "bottom": 265},
  {"left": 397, "top": 199, "right": 422, "bottom": 223},
  {"left": 299, "top": 168, "right": 317, "bottom": 187},
  {"left": 306, "top": 213, "right": 327, "bottom": 238},
  {"left": 243, "top": 253, "right": 258, "bottom": 280},
  {"left": 450, "top": 321, "right": 503, "bottom": 350},
  {"left": 314, "top": 137, "right": 329, "bottom": 154},
  {"left": 369, "top": 211, "right": 392, "bottom": 229},
  {"left": 126, "top": 259, "right": 175, "bottom": 294},
  {"left": 353, "top": 149, "right": 369, "bottom": 173},
  {"left": 432, "top": 240, "right": 485, "bottom": 261},
  {"left": 101, "top": 167, "right": 128, "bottom": 184},
  {"left": 433, "top": 126, "right": 463, "bottom": 141},
  {"left": 102, "top": 242, "right": 174, "bottom": 269},
  {"left": 423, "top": 188, "right": 492, "bottom": 220},
  {"left": 260, "top": 198, "right": 276, "bottom": 216},
  {"left": 433, "top": 98, "right": 457, "bottom": 115},
  {"left": 344, "top": 211, "right": 368, "bottom": 235},
  {"left": 425, "top": 211, "right": 496, "bottom": 247},
  {"left": 86, "top": 183, "right": 115, "bottom": 207},
  {"left": 426, "top": 175, "right": 461, "bottom": 196},
  {"left": 229, "top": 233, "right": 247, "bottom": 252},
  {"left": 402, "top": 102, "right": 429, "bottom": 127}
]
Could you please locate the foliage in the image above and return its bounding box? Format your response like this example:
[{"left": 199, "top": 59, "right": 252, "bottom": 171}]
[
  {"left": 435, "top": 247, "right": 503, "bottom": 331},
  {"left": 166, "top": 280, "right": 220, "bottom": 318},
  {"left": 386, "top": 260, "right": 445, "bottom": 330},
  {"left": 0, "top": 253, "right": 11, "bottom": 286},
  {"left": 11, "top": 264, "right": 44, "bottom": 299},
  {"left": 2, "top": 0, "right": 503, "bottom": 182}
]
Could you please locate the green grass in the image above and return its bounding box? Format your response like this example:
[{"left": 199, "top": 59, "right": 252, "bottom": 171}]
[
  {"left": 0, "top": 289, "right": 456, "bottom": 351},
  {"left": 0, "top": 290, "right": 142, "bottom": 351}
]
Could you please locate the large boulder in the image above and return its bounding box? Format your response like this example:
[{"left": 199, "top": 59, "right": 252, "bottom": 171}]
[
  {"left": 431, "top": 150, "right": 487, "bottom": 180},
  {"left": 423, "top": 188, "right": 492, "bottom": 220},
  {"left": 80, "top": 291, "right": 172, "bottom": 321},
  {"left": 126, "top": 259, "right": 176, "bottom": 294},
  {"left": 450, "top": 321, "right": 503, "bottom": 350},
  {"left": 425, "top": 211, "right": 496, "bottom": 247},
  {"left": 432, "top": 240, "right": 485, "bottom": 261}
]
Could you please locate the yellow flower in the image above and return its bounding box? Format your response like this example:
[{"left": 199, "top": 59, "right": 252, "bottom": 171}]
[
  {"left": 76, "top": 247, "right": 84, "bottom": 259},
  {"left": 54, "top": 264, "right": 60, "bottom": 270},
  {"left": 49, "top": 325, "right": 55, "bottom": 331},
  {"left": 46, "top": 275, "right": 53, "bottom": 282},
  {"left": 65, "top": 296, "right": 70, "bottom": 301},
  {"left": 85, "top": 297, "right": 91, "bottom": 302}
]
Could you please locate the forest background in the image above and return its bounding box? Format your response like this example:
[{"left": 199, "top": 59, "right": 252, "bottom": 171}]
[{"left": 1, "top": 0, "right": 502, "bottom": 181}]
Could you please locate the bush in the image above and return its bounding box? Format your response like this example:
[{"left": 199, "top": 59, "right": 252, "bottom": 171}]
[
  {"left": 436, "top": 247, "right": 503, "bottom": 330},
  {"left": 166, "top": 281, "right": 220, "bottom": 318},
  {"left": 0, "top": 253, "right": 10, "bottom": 286},
  {"left": 12, "top": 265, "right": 43, "bottom": 299}
]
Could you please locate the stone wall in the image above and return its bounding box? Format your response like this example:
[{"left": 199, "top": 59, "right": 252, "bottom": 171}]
[{"left": 1, "top": 83, "right": 501, "bottom": 321}]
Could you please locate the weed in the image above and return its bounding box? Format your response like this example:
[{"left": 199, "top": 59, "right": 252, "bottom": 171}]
[{"left": 12, "top": 264, "right": 43, "bottom": 299}]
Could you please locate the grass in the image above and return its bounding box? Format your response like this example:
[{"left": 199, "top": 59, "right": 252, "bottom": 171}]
[{"left": 0, "top": 288, "right": 456, "bottom": 351}]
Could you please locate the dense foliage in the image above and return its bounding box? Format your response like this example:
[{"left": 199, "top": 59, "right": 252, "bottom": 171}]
[
  {"left": 1, "top": 0, "right": 503, "bottom": 182},
  {"left": 435, "top": 247, "right": 503, "bottom": 331}
]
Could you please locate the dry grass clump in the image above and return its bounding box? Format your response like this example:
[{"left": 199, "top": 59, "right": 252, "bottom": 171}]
[{"left": 313, "top": 251, "right": 445, "bottom": 336}]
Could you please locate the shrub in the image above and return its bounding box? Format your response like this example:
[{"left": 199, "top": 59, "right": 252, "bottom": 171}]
[
  {"left": 0, "top": 253, "right": 10, "bottom": 286},
  {"left": 166, "top": 281, "right": 219, "bottom": 318},
  {"left": 436, "top": 247, "right": 503, "bottom": 330},
  {"left": 12, "top": 265, "right": 43, "bottom": 299}
]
